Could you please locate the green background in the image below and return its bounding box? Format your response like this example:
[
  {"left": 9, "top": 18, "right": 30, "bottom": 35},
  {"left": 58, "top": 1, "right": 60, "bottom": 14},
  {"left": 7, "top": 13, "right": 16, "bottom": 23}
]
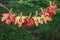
[{"left": 0, "top": 0, "right": 60, "bottom": 40}]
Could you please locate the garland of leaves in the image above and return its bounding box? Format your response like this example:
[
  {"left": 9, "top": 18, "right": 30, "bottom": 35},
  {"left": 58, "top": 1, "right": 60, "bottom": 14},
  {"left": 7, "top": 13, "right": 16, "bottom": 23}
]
[{"left": 0, "top": 1, "right": 57, "bottom": 29}]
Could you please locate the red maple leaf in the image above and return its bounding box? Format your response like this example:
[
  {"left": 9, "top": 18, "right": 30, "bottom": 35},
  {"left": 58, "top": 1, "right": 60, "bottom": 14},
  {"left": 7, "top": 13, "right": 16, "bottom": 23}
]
[
  {"left": 1, "top": 13, "right": 9, "bottom": 21},
  {"left": 49, "top": 4, "right": 57, "bottom": 9},
  {"left": 1, "top": 13, "right": 16, "bottom": 25},
  {"left": 10, "top": 14, "right": 16, "bottom": 22},
  {"left": 6, "top": 19, "right": 11, "bottom": 25},
  {"left": 44, "top": 8, "right": 56, "bottom": 16},
  {"left": 24, "top": 18, "right": 35, "bottom": 28}
]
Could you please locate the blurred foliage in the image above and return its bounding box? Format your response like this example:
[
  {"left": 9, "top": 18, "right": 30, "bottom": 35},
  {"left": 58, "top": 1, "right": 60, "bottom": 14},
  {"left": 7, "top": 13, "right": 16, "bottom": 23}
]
[{"left": 0, "top": 0, "right": 60, "bottom": 40}]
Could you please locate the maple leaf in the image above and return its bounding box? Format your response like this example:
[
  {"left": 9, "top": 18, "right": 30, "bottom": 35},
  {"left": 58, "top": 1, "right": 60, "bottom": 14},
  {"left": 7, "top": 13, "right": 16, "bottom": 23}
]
[
  {"left": 6, "top": 19, "right": 11, "bottom": 25},
  {"left": 1, "top": 13, "right": 16, "bottom": 24},
  {"left": 40, "top": 14, "right": 48, "bottom": 24},
  {"left": 32, "top": 17, "right": 39, "bottom": 27},
  {"left": 14, "top": 16, "right": 20, "bottom": 25},
  {"left": 45, "top": 8, "right": 56, "bottom": 17},
  {"left": 14, "top": 16, "right": 27, "bottom": 28},
  {"left": 27, "top": 18, "right": 35, "bottom": 28},
  {"left": 33, "top": 16, "right": 44, "bottom": 24},
  {"left": 24, "top": 18, "right": 35, "bottom": 28},
  {"left": 14, "top": 16, "right": 27, "bottom": 25},
  {"left": 49, "top": 4, "right": 57, "bottom": 9},
  {"left": 10, "top": 14, "right": 16, "bottom": 22},
  {"left": 1, "top": 8, "right": 16, "bottom": 25},
  {"left": 46, "top": 4, "right": 57, "bottom": 16},
  {"left": 1, "top": 13, "right": 9, "bottom": 21}
]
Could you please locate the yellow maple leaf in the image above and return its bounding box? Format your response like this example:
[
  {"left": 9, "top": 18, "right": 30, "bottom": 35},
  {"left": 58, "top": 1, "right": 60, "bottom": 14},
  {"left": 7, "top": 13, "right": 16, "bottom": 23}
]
[
  {"left": 14, "top": 15, "right": 27, "bottom": 28},
  {"left": 32, "top": 16, "right": 39, "bottom": 27},
  {"left": 14, "top": 16, "right": 20, "bottom": 25},
  {"left": 40, "top": 14, "right": 48, "bottom": 24}
]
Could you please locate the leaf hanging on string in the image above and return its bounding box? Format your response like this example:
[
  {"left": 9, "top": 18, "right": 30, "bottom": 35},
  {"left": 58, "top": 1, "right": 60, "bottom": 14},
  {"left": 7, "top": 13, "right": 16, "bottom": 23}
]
[
  {"left": 1, "top": 13, "right": 9, "bottom": 21},
  {"left": 37, "top": 17, "right": 44, "bottom": 24},
  {"left": 32, "top": 11, "right": 39, "bottom": 27},
  {"left": 32, "top": 16, "right": 39, "bottom": 26},
  {"left": 6, "top": 19, "right": 11, "bottom": 25},
  {"left": 27, "top": 18, "right": 35, "bottom": 28},
  {"left": 10, "top": 14, "right": 16, "bottom": 22},
  {"left": 24, "top": 13, "right": 35, "bottom": 28},
  {"left": 14, "top": 16, "right": 27, "bottom": 25},
  {"left": 14, "top": 16, "right": 20, "bottom": 25},
  {"left": 40, "top": 14, "right": 48, "bottom": 24}
]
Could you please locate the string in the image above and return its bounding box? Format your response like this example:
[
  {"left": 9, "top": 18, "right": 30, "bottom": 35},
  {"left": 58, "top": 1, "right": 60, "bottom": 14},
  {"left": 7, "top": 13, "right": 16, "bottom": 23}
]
[
  {"left": 0, "top": 3, "right": 45, "bottom": 16},
  {"left": 19, "top": 12, "right": 22, "bottom": 22},
  {"left": 0, "top": 1, "right": 54, "bottom": 17},
  {"left": 0, "top": 3, "right": 9, "bottom": 11}
]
